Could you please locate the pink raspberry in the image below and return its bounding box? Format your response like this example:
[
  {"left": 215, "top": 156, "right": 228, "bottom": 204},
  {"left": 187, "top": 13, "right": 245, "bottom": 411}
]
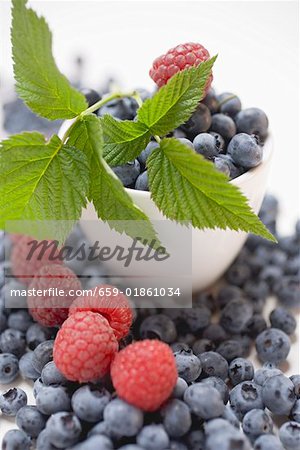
[
  {"left": 111, "top": 340, "right": 178, "bottom": 411},
  {"left": 11, "top": 236, "right": 62, "bottom": 285},
  {"left": 53, "top": 311, "right": 118, "bottom": 383},
  {"left": 69, "top": 284, "right": 133, "bottom": 340},
  {"left": 27, "top": 264, "right": 81, "bottom": 327},
  {"left": 150, "top": 42, "right": 213, "bottom": 92}
]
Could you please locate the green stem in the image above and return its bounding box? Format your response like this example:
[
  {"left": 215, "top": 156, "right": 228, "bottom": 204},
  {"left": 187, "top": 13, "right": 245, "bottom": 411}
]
[{"left": 154, "top": 135, "right": 161, "bottom": 143}]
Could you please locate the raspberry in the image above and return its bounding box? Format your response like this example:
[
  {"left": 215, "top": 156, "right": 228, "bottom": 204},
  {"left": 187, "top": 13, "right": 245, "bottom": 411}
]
[
  {"left": 11, "top": 236, "right": 62, "bottom": 285},
  {"left": 53, "top": 311, "right": 118, "bottom": 383},
  {"left": 69, "top": 284, "right": 133, "bottom": 340},
  {"left": 111, "top": 340, "right": 178, "bottom": 411},
  {"left": 150, "top": 42, "right": 213, "bottom": 91},
  {"left": 27, "top": 264, "right": 81, "bottom": 327}
]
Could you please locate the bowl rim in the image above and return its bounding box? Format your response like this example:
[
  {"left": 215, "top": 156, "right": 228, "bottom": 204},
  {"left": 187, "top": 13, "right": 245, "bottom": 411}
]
[{"left": 126, "top": 133, "right": 273, "bottom": 197}]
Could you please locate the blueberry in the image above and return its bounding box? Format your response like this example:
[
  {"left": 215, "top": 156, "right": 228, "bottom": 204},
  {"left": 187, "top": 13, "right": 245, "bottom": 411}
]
[
  {"left": 217, "top": 339, "right": 243, "bottom": 361},
  {"left": 260, "top": 265, "right": 283, "bottom": 288},
  {"left": 185, "top": 430, "right": 205, "bottom": 450},
  {"left": 269, "top": 307, "right": 296, "bottom": 335},
  {"left": 205, "top": 423, "right": 251, "bottom": 450},
  {"left": 174, "top": 348, "right": 202, "bottom": 382},
  {"left": 262, "top": 374, "right": 296, "bottom": 415},
  {"left": 98, "top": 98, "right": 138, "bottom": 120},
  {"left": 210, "top": 113, "right": 236, "bottom": 141},
  {"left": 214, "top": 156, "right": 231, "bottom": 176},
  {"left": 235, "top": 107, "right": 268, "bottom": 140},
  {"left": 32, "top": 339, "right": 54, "bottom": 373},
  {"left": 41, "top": 361, "right": 67, "bottom": 385},
  {"left": 198, "top": 351, "right": 228, "bottom": 380},
  {"left": 229, "top": 358, "right": 254, "bottom": 386},
  {"left": 222, "top": 404, "right": 240, "bottom": 428},
  {"left": 162, "top": 399, "right": 192, "bottom": 437},
  {"left": 18, "top": 352, "right": 39, "bottom": 381},
  {"left": 68, "top": 435, "right": 113, "bottom": 450},
  {"left": 254, "top": 365, "right": 282, "bottom": 386},
  {"left": 202, "top": 88, "right": 219, "bottom": 114},
  {"left": 135, "top": 171, "right": 149, "bottom": 191},
  {"left": 137, "top": 424, "right": 169, "bottom": 450},
  {"left": 276, "top": 276, "right": 300, "bottom": 308},
  {"left": 140, "top": 314, "right": 177, "bottom": 343},
  {"left": 242, "top": 409, "right": 273, "bottom": 440},
  {"left": 172, "top": 377, "right": 188, "bottom": 398},
  {"left": 225, "top": 263, "right": 252, "bottom": 287},
  {"left": 36, "top": 385, "right": 71, "bottom": 415},
  {"left": 2, "top": 429, "right": 31, "bottom": 450},
  {"left": 254, "top": 434, "right": 284, "bottom": 450},
  {"left": 112, "top": 160, "right": 141, "bottom": 187},
  {"left": 290, "top": 374, "right": 300, "bottom": 398},
  {"left": 45, "top": 412, "right": 81, "bottom": 448},
  {"left": 229, "top": 381, "right": 264, "bottom": 419},
  {"left": 33, "top": 377, "right": 45, "bottom": 398},
  {"left": 202, "top": 324, "right": 228, "bottom": 344},
  {"left": 177, "top": 137, "right": 194, "bottom": 149},
  {"left": 104, "top": 398, "right": 143, "bottom": 437},
  {"left": 216, "top": 285, "right": 244, "bottom": 309},
  {"left": 192, "top": 338, "right": 215, "bottom": 354},
  {"left": 220, "top": 300, "right": 253, "bottom": 334},
  {"left": 200, "top": 376, "right": 229, "bottom": 403},
  {"left": 80, "top": 88, "right": 101, "bottom": 107},
  {"left": 138, "top": 141, "right": 159, "bottom": 168},
  {"left": 259, "top": 194, "right": 279, "bottom": 224},
  {"left": 228, "top": 133, "right": 263, "bottom": 168},
  {"left": 36, "top": 429, "right": 61, "bottom": 450},
  {"left": 180, "top": 103, "right": 212, "bottom": 140},
  {"left": 7, "top": 310, "right": 33, "bottom": 332},
  {"left": 217, "top": 153, "right": 243, "bottom": 179},
  {"left": 255, "top": 328, "right": 290, "bottom": 363},
  {"left": 291, "top": 399, "right": 300, "bottom": 423},
  {"left": 204, "top": 417, "right": 235, "bottom": 435},
  {"left": 88, "top": 420, "right": 121, "bottom": 440},
  {"left": 0, "top": 328, "right": 26, "bottom": 357},
  {"left": 184, "top": 384, "right": 225, "bottom": 419},
  {"left": 279, "top": 421, "right": 300, "bottom": 450},
  {"left": 0, "top": 309, "right": 7, "bottom": 332},
  {"left": 118, "top": 446, "right": 145, "bottom": 450},
  {"left": 218, "top": 92, "right": 242, "bottom": 117},
  {"left": 244, "top": 314, "right": 267, "bottom": 338},
  {"left": 26, "top": 323, "right": 55, "bottom": 350},
  {"left": 168, "top": 442, "right": 188, "bottom": 450},
  {"left": 193, "top": 133, "right": 220, "bottom": 160},
  {"left": 16, "top": 405, "right": 46, "bottom": 438},
  {"left": 0, "top": 387, "right": 27, "bottom": 416},
  {"left": 72, "top": 385, "right": 111, "bottom": 423},
  {"left": 0, "top": 352, "right": 19, "bottom": 383},
  {"left": 182, "top": 306, "right": 211, "bottom": 333}
]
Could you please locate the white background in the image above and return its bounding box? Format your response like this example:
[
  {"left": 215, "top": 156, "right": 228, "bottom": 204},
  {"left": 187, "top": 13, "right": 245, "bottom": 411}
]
[
  {"left": 0, "top": 0, "right": 299, "bottom": 233},
  {"left": 0, "top": 0, "right": 299, "bottom": 441}
]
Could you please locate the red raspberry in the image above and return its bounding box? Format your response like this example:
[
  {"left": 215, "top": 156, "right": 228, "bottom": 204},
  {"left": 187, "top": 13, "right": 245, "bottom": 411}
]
[
  {"left": 53, "top": 311, "right": 118, "bottom": 382},
  {"left": 11, "top": 235, "right": 62, "bottom": 285},
  {"left": 27, "top": 264, "right": 81, "bottom": 327},
  {"left": 69, "top": 284, "right": 133, "bottom": 340},
  {"left": 150, "top": 42, "right": 213, "bottom": 91},
  {"left": 111, "top": 340, "right": 178, "bottom": 411}
]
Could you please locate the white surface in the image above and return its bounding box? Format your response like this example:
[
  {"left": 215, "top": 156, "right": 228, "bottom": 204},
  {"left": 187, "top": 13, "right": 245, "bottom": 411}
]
[{"left": 0, "top": 0, "right": 299, "bottom": 443}]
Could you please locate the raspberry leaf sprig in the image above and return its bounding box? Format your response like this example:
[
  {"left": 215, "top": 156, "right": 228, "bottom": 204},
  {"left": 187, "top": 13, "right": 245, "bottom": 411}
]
[{"left": 0, "top": 0, "right": 276, "bottom": 245}]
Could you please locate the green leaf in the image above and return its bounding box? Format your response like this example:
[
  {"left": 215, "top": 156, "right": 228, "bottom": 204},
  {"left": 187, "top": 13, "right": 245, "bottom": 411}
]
[
  {"left": 147, "top": 138, "right": 276, "bottom": 241},
  {"left": 68, "top": 115, "right": 163, "bottom": 248},
  {"left": 0, "top": 132, "right": 90, "bottom": 242},
  {"left": 11, "top": 0, "right": 88, "bottom": 120},
  {"left": 100, "top": 115, "right": 151, "bottom": 166},
  {"left": 137, "top": 56, "right": 217, "bottom": 136}
]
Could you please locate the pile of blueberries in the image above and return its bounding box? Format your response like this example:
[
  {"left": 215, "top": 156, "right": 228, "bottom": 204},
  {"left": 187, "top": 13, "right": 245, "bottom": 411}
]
[
  {"left": 0, "top": 194, "right": 299, "bottom": 450},
  {"left": 95, "top": 87, "right": 268, "bottom": 191}
]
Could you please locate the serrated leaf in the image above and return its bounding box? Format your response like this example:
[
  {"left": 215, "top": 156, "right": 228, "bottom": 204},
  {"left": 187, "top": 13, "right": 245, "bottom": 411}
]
[
  {"left": 11, "top": 0, "right": 88, "bottom": 120},
  {"left": 100, "top": 115, "right": 151, "bottom": 166},
  {"left": 147, "top": 138, "right": 276, "bottom": 241},
  {"left": 138, "top": 56, "right": 217, "bottom": 136},
  {"left": 0, "top": 132, "right": 90, "bottom": 242},
  {"left": 68, "top": 115, "right": 163, "bottom": 249}
]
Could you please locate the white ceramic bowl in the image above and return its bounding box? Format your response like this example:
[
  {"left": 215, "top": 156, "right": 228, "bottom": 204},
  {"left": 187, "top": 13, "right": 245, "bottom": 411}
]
[{"left": 59, "top": 121, "right": 273, "bottom": 292}]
